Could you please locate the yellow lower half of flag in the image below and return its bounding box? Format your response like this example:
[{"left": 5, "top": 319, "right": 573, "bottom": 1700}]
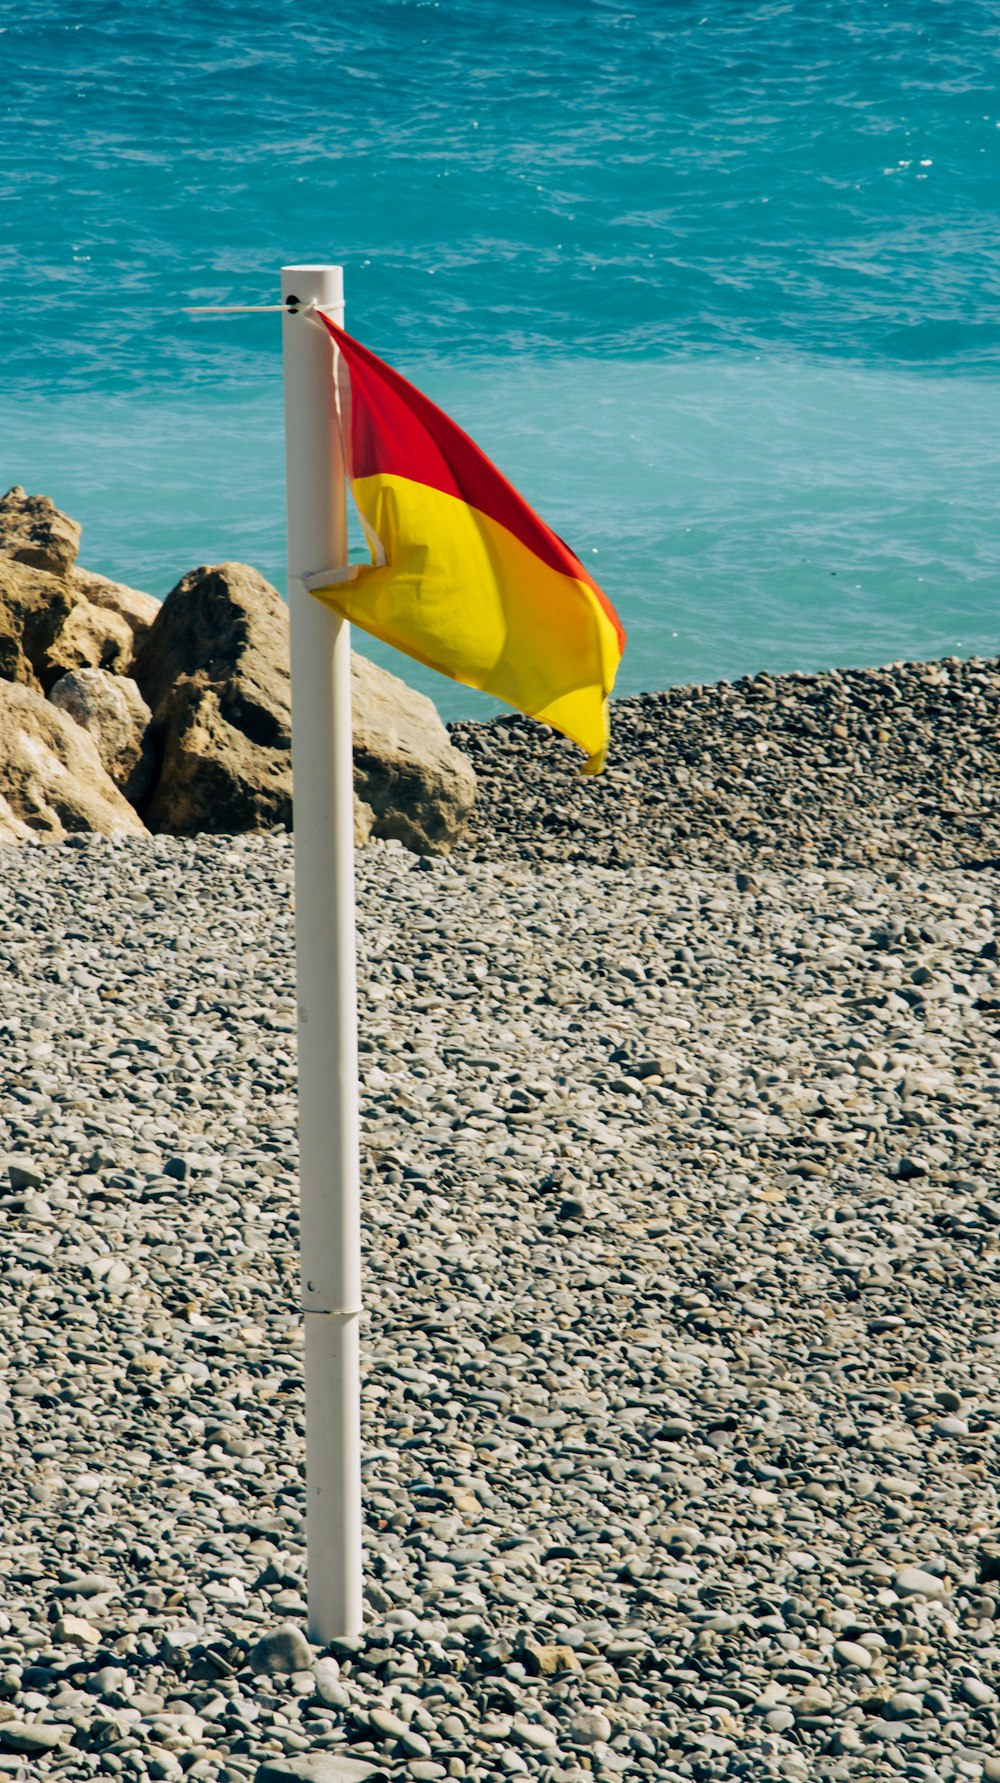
[{"left": 311, "top": 473, "right": 622, "bottom": 772}]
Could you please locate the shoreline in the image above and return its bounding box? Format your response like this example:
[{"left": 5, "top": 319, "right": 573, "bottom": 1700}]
[
  {"left": 450, "top": 650, "right": 999, "bottom": 875},
  {"left": 0, "top": 645, "right": 995, "bottom": 869}
]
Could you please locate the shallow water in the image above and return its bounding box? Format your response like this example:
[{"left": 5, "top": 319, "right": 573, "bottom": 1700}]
[{"left": 3, "top": 0, "right": 998, "bottom": 717}]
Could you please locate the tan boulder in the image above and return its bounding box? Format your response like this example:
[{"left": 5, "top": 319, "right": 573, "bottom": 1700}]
[
  {"left": 132, "top": 560, "right": 475, "bottom": 849},
  {"left": 45, "top": 596, "right": 136, "bottom": 681},
  {"left": 133, "top": 562, "right": 293, "bottom": 835},
  {"left": 141, "top": 677, "right": 291, "bottom": 834},
  {"left": 71, "top": 568, "right": 160, "bottom": 651},
  {"left": 0, "top": 485, "right": 81, "bottom": 578},
  {"left": 49, "top": 668, "right": 155, "bottom": 805},
  {"left": 351, "top": 652, "right": 476, "bottom": 854},
  {"left": 132, "top": 560, "right": 290, "bottom": 728},
  {"left": 0, "top": 793, "right": 32, "bottom": 845},
  {"left": 0, "top": 489, "right": 159, "bottom": 687},
  {"left": 0, "top": 558, "right": 76, "bottom": 690},
  {"left": 0, "top": 681, "right": 146, "bottom": 839}
]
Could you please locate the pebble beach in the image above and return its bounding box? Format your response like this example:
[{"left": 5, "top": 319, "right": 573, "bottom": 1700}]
[{"left": 1, "top": 656, "right": 1000, "bottom": 1783}]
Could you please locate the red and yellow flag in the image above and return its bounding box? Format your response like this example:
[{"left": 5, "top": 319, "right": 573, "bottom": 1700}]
[{"left": 305, "top": 316, "right": 625, "bottom": 773}]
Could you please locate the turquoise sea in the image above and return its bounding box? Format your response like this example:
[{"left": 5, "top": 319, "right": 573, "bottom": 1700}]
[{"left": 2, "top": 0, "right": 998, "bottom": 720}]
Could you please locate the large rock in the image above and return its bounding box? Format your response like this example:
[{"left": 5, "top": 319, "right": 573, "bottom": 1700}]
[
  {"left": 133, "top": 562, "right": 293, "bottom": 836},
  {"left": 141, "top": 677, "right": 292, "bottom": 835},
  {"left": 0, "top": 485, "right": 81, "bottom": 578},
  {"left": 0, "top": 681, "right": 146, "bottom": 840},
  {"left": 0, "top": 558, "right": 76, "bottom": 690},
  {"left": 71, "top": 568, "right": 160, "bottom": 652},
  {"left": 0, "top": 489, "right": 159, "bottom": 685},
  {"left": 132, "top": 561, "right": 290, "bottom": 728},
  {"left": 49, "top": 668, "right": 155, "bottom": 805},
  {"left": 45, "top": 596, "right": 137, "bottom": 681},
  {"left": 351, "top": 652, "right": 476, "bottom": 854},
  {"left": 133, "top": 562, "right": 476, "bottom": 850}
]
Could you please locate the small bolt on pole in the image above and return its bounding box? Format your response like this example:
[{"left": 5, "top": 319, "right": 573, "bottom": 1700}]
[{"left": 281, "top": 264, "right": 364, "bottom": 1643}]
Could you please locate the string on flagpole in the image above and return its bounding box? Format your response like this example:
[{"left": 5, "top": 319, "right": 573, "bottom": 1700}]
[
  {"left": 183, "top": 297, "right": 337, "bottom": 316},
  {"left": 183, "top": 304, "right": 286, "bottom": 313}
]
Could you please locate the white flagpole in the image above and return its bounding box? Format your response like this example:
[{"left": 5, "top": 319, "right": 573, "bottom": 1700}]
[{"left": 281, "top": 264, "right": 364, "bottom": 1642}]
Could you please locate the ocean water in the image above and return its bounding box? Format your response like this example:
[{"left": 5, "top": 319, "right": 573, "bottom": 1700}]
[{"left": 2, "top": 0, "right": 998, "bottom": 720}]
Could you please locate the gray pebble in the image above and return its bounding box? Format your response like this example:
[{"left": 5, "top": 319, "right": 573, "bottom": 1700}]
[
  {"left": 568, "top": 1712, "right": 612, "bottom": 1745},
  {"left": 894, "top": 1567, "right": 948, "bottom": 1600},
  {"left": 249, "top": 1625, "right": 314, "bottom": 1675},
  {"left": 254, "top": 1761, "right": 390, "bottom": 1783}
]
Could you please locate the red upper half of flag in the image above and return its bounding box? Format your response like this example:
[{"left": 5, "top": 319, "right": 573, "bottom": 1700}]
[{"left": 315, "top": 313, "right": 625, "bottom": 650}]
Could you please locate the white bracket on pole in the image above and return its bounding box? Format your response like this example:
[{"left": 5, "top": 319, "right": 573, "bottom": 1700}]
[{"left": 282, "top": 264, "right": 364, "bottom": 1643}]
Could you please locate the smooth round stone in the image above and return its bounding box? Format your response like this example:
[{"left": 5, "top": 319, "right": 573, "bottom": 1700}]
[
  {"left": 834, "top": 1641, "right": 873, "bottom": 1670},
  {"left": 368, "top": 1707, "right": 410, "bottom": 1740},
  {"left": 249, "top": 1626, "right": 314, "bottom": 1676},
  {"left": 510, "top": 1723, "right": 558, "bottom": 1751},
  {"left": 957, "top": 1674, "right": 995, "bottom": 1706},
  {"left": 765, "top": 1707, "right": 796, "bottom": 1732},
  {"left": 312, "top": 1658, "right": 342, "bottom": 1702},
  {"left": 568, "top": 1711, "right": 612, "bottom": 1745},
  {"left": 146, "top": 1749, "right": 184, "bottom": 1781},
  {"left": 254, "top": 1760, "right": 388, "bottom": 1783},
  {"left": 884, "top": 1693, "right": 923, "bottom": 1720},
  {"left": 793, "top": 1686, "right": 834, "bottom": 1717},
  {"left": 894, "top": 1567, "right": 947, "bottom": 1600},
  {"left": 311, "top": 1678, "right": 351, "bottom": 1713},
  {"left": 0, "top": 1723, "right": 65, "bottom": 1754},
  {"left": 91, "top": 1665, "right": 129, "bottom": 1697}
]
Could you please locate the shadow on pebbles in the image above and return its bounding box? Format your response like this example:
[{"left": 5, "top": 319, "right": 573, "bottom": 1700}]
[{"left": 0, "top": 712, "right": 999, "bottom": 1783}]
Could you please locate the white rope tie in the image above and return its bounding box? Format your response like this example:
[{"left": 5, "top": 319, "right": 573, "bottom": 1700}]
[{"left": 182, "top": 298, "right": 324, "bottom": 315}]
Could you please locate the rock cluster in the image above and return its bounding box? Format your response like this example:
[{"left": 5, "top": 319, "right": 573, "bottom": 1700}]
[
  {"left": 450, "top": 654, "right": 999, "bottom": 874},
  {"left": 0, "top": 489, "right": 475, "bottom": 854},
  {"left": 0, "top": 831, "right": 998, "bottom": 1781}
]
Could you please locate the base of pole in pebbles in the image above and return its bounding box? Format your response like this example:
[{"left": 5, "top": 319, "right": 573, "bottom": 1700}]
[{"left": 0, "top": 654, "right": 999, "bottom": 1783}]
